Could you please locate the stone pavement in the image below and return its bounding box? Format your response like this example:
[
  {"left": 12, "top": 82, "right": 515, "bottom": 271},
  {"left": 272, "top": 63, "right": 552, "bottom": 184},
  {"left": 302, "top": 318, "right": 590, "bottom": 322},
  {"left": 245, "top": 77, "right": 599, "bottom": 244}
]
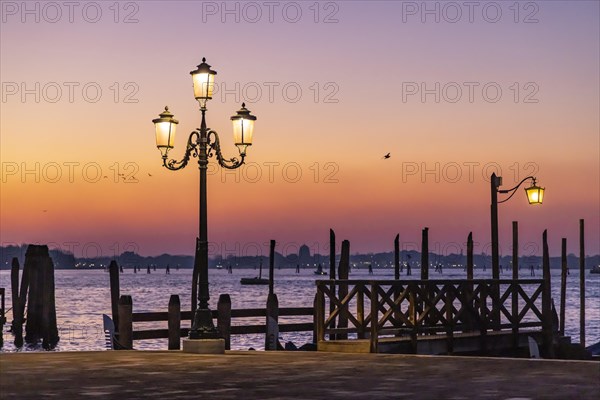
[{"left": 0, "top": 351, "right": 598, "bottom": 399}]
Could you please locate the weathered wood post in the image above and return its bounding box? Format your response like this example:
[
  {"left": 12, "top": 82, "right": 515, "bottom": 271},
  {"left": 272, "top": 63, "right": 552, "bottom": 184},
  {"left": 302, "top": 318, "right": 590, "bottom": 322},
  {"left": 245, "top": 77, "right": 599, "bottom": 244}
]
[
  {"left": 265, "top": 240, "right": 279, "bottom": 350},
  {"left": 421, "top": 228, "right": 429, "bottom": 326},
  {"left": 394, "top": 234, "right": 400, "bottom": 280},
  {"left": 168, "top": 295, "right": 181, "bottom": 350},
  {"left": 315, "top": 283, "right": 325, "bottom": 344},
  {"left": 511, "top": 221, "right": 519, "bottom": 349},
  {"left": 579, "top": 219, "right": 585, "bottom": 347},
  {"left": 445, "top": 284, "right": 454, "bottom": 354},
  {"left": 560, "top": 238, "right": 567, "bottom": 337},
  {"left": 542, "top": 230, "right": 554, "bottom": 358},
  {"left": 10, "top": 258, "right": 19, "bottom": 332},
  {"left": 337, "top": 239, "right": 350, "bottom": 340},
  {"left": 109, "top": 260, "right": 120, "bottom": 330},
  {"left": 312, "top": 293, "right": 319, "bottom": 344},
  {"left": 21, "top": 245, "right": 58, "bottom": 348},
  {"left": 217, "top": 294, "right": 232, "bottom": 350},
  {"left": 118, "top": 295, "right": 133, "bottom": 350},
  {"left": 41, "top": 253, "right": 59, "bottom": 350},
  {"left": 394, "top": 234, "right": 400, "bottom": 334},
  {"left": 465, "top": 232, "right": 474, "bottom": 332},
  {"left": 421, "top": 228, "right": 429, "bottom": 280},
  {"left": 13, "top": 253, "right": 30, "bottom": 347},
  {"left": 369, "top": 281, "right": 378, "bottom": 353},
  {"left": 329, "top": 229, "right": 336, "bottom": 340}
]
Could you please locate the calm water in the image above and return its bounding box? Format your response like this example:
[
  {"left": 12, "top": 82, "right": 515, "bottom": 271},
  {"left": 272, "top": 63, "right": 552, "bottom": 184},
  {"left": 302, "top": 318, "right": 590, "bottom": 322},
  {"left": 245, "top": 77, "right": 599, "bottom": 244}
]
[{"left": 1, "top": 267, "right": 598, "bottom": 352}]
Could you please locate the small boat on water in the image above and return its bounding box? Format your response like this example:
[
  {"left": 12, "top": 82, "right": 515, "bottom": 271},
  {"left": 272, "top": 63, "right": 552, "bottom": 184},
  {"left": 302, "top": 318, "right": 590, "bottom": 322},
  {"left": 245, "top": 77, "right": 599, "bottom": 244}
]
[
  {"left": 590, "top": 265, "right": 600, "bottom": 274},
  {"left": 241, "top": 261, "right": 269, "bottom": 285},
  {"left": 314, "top": 263, "right": 327, "bottom": 275}
]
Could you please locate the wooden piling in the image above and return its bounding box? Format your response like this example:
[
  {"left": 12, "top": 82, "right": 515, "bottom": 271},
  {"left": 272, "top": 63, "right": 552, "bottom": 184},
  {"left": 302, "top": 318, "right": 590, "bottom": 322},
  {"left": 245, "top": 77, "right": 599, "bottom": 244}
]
[
  {"left": 41, "top": 254, "right": 59, "bottom": 350},
  {"left": 467, "top": 233, "right": 473, "bottom": 280},
  {"left": 109, "top": 260, "right": 120, "bottom": 330},
  {"left": 466, "top": 233, "right": 474, "bottom": 331},
  {"left": 421, "top": 228, "right": 429, "bottom": 280},
  {"left": 542, "top": 230, "right": 554, "bottom": 358},
  {"left": 117, "top": 295, "right": 133, "bottom": 350},
  {"left": 394, "top": 234, "right": 400, "bottom": 280},
  {"left": 511, "top": 222, "right": 519, "bottom": 350},
  {"left": 10, "top": 258, "right": 19, "bottom": 331},
  {"left": 337, "top": 240, "right": 350, "bottom": 340},
  {"left": 217, "top": 294, "right": 232, "bottom": 350},
  {"left": 167, "top": 295, "right": 181, "bottom": 350},
  {"left": 13, "top": 253, "right": 29, "bottom": 347},
  {"left": 560, "top": 238, "right": 567, "bottom": 336},
  {"left": 579, "top": 219, "right": 585, "bottom": 347},
  {"left": 265, "top": 240, "right": 279, "bottom": 350},
  {"left": 329, "top": 229, "right": 336, "bottom": 340}
]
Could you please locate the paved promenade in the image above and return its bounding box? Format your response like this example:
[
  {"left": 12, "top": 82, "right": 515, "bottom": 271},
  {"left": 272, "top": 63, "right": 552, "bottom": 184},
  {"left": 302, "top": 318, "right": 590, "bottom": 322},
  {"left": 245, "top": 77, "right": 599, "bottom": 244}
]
[{"left": 1, "top": 351, "right": 598, "bottom": 399}]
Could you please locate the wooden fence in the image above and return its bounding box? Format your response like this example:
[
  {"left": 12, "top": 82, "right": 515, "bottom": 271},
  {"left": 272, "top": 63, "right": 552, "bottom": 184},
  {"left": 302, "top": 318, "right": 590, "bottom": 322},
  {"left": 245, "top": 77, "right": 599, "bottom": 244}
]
[
  {"left": 315, "top": 279, "right": 553, "bottom": 355},
  {"left": 115, "top": 293, "right": 316, "bottom": 350}
]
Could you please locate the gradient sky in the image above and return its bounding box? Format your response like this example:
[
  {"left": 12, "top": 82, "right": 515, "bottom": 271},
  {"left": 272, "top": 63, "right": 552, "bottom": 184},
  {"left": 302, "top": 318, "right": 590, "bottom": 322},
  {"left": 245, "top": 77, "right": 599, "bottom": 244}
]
[{"left": 1, "top": 1, "right": 598, "bottom": 259}]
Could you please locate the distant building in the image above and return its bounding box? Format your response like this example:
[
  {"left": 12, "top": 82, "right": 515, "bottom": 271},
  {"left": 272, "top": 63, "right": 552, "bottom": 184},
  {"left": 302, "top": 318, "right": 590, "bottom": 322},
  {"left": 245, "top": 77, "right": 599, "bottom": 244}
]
[{"left": 299, "top": 245, "right": 311, "bottom": 266}]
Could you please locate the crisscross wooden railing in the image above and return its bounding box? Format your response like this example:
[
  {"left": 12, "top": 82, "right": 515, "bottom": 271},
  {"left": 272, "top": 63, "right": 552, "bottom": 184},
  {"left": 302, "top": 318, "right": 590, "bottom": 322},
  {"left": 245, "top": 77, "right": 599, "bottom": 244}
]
[{"left": 315, "top": 279, "right": 551, "bottom": 354}]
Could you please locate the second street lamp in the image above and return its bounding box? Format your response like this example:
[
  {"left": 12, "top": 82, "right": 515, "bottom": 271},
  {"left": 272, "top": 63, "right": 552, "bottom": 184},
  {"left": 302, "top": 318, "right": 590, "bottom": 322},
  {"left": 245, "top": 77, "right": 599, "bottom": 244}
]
[
  {"left": 152, "top": 58, "right": 257, "bottom": 348},
  {"left": 490, "top": 173, "right": 545, "bottom": 279}
]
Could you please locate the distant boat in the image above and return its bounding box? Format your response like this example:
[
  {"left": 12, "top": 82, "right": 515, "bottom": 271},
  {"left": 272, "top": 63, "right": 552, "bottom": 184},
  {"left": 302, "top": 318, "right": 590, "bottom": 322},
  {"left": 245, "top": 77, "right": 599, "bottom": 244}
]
[
  {"left": 314, "top": 263, "right": 327, "bottom": 275},
  {"left": 241, "top": 261, "right": 269, "bottom": 285},
  {"left": 590, "top": 265, "right": 600, "bottom": 274}
]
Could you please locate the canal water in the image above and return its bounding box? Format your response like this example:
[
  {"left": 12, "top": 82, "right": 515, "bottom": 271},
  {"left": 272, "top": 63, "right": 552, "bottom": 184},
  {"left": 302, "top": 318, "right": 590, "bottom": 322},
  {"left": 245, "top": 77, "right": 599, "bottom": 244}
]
[{"left": 0, "top": 268, "right": 598, "bottom": 352}]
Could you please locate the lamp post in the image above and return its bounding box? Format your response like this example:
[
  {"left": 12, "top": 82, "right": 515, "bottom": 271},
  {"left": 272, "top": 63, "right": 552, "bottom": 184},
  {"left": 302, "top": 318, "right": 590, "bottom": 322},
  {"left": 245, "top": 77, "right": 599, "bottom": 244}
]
[
  {"left": 490, "top": 172, "right": 544, "bottom": 279},
  {"left": 152, "top": 58, "right": 256, "bottom": 342}
]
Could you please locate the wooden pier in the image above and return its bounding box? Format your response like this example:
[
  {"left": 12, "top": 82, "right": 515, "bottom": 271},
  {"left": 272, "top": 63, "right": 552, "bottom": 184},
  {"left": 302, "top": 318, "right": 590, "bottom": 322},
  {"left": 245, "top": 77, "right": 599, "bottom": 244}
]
[{"left": 315, "top": 279, "right": 553, "bottom": 356}]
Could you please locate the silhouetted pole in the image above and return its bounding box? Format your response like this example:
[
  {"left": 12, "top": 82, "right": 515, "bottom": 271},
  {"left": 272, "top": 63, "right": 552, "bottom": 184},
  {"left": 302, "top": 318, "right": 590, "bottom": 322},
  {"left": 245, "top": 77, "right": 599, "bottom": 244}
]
[
  {"left": 560, "top": 238, "right": 567, "bottom": 336},
  {"left": 394, "top": 234, "right": 400, "bottom": 280},
  {"left": 266, "top": 240, "right": 279, "bottom": 350},
  {"left": 109, "top": 260, "right": 120, "bottom": 330},
  {"left": 168, "top": 295, "right": 181, "bottom": 350},
  {"left": 421, "top": 228, "right": 429, "bottom": 279},
  {"left": 541, "top": 230, "right": 554, "bottom": 357},
  {"left": 329, "top": 229, "right": 336, "bottom": 340},
  {"left": 118, "top": 295, "right": 133, "bottom": 349},
  {"left": 467, "top": 233, "right": 474, "bottom": 280},
  {"left": 217, "top": 294, "right": 231, "bottom": 350},
  {"left": 579, "top": 219, "right": 585, "bottom": 347},
  {"left": 268, "top": 240, "right": 275, "bottom": 296},
  {"left": 10, "top": 258, "right": 19, "bottom": 331},
  {"left": 329, "top": 229, "right": 336, "bottom": 279},
  {"left": 512, "top": 222, "right": 518, "bottom": 279},
  {"left": 490, "top": 173, "right": 500, "bottom": 279},
  {"left": 511, "top": 222, "right": 519, "bottom": 344},
  {"left": 338, "top": 240, "right": 350, "bottom": 340}
]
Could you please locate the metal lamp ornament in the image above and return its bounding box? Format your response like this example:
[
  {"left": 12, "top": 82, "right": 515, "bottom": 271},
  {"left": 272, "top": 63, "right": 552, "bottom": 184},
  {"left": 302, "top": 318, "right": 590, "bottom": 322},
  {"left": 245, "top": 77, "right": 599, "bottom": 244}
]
[{"left": 152, "top": 58, "right": 256, "bottom": 345}]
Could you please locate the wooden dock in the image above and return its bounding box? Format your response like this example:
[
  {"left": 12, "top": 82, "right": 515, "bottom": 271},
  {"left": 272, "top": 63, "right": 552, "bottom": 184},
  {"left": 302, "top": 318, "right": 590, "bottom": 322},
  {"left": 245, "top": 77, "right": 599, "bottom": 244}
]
[{"left": 1, "top": 351, "right": 598, "bottom": 399}]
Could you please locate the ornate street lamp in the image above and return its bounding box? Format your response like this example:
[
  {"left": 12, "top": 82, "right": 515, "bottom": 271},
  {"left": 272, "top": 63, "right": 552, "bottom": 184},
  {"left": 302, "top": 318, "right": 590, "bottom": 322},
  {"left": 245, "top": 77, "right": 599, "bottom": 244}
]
[
  {"left": 152, "top": 58, "right": 256, "bottom": 349},
  {"left": 490, "top": 173, "right": 544, "bottom": 279}
]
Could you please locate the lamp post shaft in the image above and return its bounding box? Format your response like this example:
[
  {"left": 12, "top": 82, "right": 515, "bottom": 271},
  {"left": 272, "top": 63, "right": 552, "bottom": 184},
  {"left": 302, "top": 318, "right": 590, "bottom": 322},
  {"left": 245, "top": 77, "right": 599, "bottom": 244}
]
[
  {"left": 189, "top": 107, "right": 219, "bottom": 339},
  {"left": 490, "top": 173, "right": 500, "bottom": 280}
]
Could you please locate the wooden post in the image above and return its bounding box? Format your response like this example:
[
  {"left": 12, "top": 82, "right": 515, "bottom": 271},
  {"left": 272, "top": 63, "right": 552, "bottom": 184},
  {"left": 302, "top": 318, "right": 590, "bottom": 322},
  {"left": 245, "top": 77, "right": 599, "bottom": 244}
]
[
  {"left": 109, "top": 260, "right": 120, "bottom": 331},
  {"left": 217, "top": 294, "right": 231, "bottom": 350},
  {"left": 0, "top": 288, "right": 4, "bottom": 348},
  {"left": 542, "top": 230, "right": 554, "bottom": 358},
  {"left": 579, "top": 219, "right": 585, "bottom": 347},
  {"left": 511, "top": 222, "right": 519, "bottom": 350},
  {"left": 421, "top": 228, "right": 429, "bottom": 280},
  {"left": 117, "top": 295, "right": 133, "bottom": 350},
  {"left": 394, "top": 234, "right": 400, "bottom": 280},
  {"left": 10, "top": 258, "right": 19, "bottom": 331},
  {"left": 312, "top": 293, "right": 318, "bottom": 344},
  {"left": 41, "top": 254, "right": 59, "bottom": 350},
  {"left": 265, "top": 293, "right": 279, "bottom": 350},
  {"left": 479, "top": 281, "right": 488, "bottom": 353},
  {"left": 445, "top": 284, "right": 454, "bottom": 354},
  {"left": 329, "top": 229, "right": 336, "bottom": 340},
  {"left": 168, "top": 295, "right": 181, "bottom": 350},
  {"left": 315, "top": 284, "right": 325, "bottom": 343},
  {"left": 269, "top": 240, "right": 275, "bottom": 296},
  {"left": 560, "top": 238, "right": 567, "bottom": 336},
  {"left": 13, "top": 252, "right": 30, "bottom": 347},
  {"left": 369, "top": 281, "right": 378, "bottom": 353},
  {"left": 356, "top": 283, "right": 365, "bottom": 339},
  {"left": 465, "top": 233, "right": 474, "bottom": 332},
  {"left": 337, "top": 240, "right": 350, "bottom": 340}
]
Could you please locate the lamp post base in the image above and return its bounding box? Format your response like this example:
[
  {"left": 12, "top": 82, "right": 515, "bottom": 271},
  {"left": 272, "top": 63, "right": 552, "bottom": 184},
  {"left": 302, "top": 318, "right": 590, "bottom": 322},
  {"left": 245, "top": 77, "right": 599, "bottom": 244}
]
[
  {"left": 189, "top": 308, "right": 221, "bottom": 339},
  {"left": 182, "top": 338, "right": 225, "bottom": 354}
]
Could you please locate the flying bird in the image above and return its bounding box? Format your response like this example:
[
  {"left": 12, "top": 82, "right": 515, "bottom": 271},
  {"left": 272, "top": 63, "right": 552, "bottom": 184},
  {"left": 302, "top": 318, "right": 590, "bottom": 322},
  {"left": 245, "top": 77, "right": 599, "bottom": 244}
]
[
  {"left": 148, "top": 173, "right": 152, "bottom": 177},
  {"left": 383, "top": 153, "right": 391, "bottom": 159}
]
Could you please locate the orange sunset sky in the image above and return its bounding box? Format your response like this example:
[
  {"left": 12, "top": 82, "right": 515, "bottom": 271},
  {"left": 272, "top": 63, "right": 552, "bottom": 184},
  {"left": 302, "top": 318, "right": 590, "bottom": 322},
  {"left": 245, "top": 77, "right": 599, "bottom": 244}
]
[{"left": 1, "top": 1, "right": 598, "bottom": 258}]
